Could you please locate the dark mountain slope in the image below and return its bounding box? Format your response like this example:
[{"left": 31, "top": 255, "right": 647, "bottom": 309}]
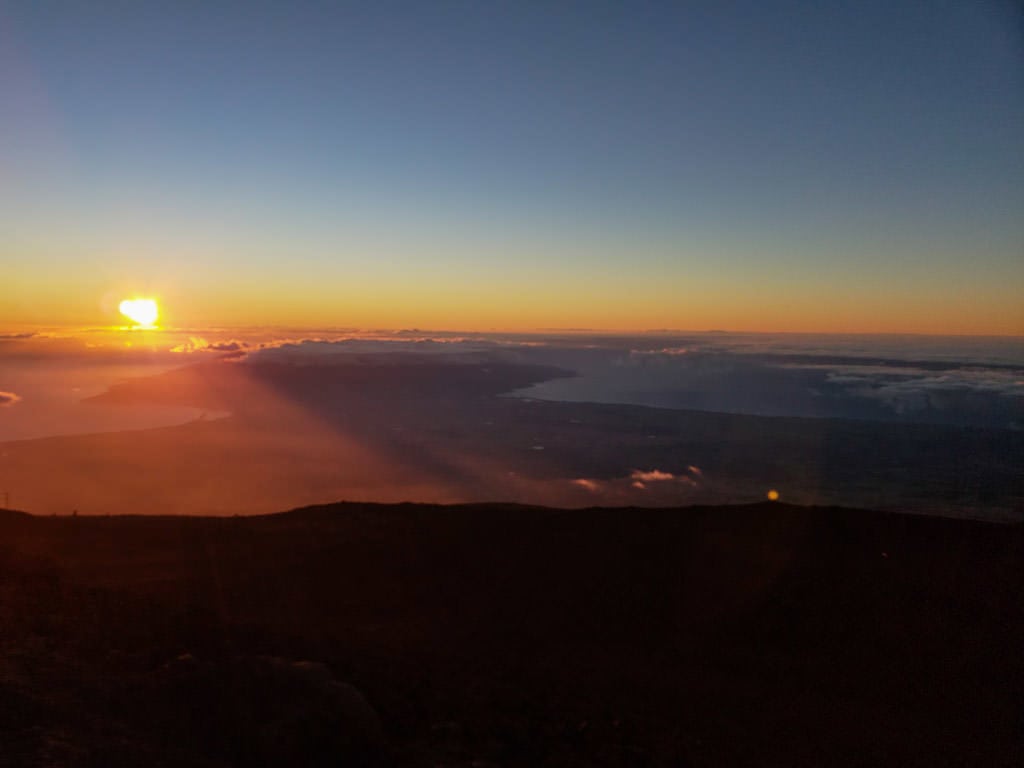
[{"left": 1, "top": 502, "right": 1021, "bottom": 766}]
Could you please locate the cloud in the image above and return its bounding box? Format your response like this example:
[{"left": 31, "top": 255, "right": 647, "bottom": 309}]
[
  {"left": 631, "top": 469, "right": 675, "bottom": 482},
  {"left": 840, "top": 369, "right": 1024, "bottom": 425},
  {"left": 0, "top": 391, "right": 21, "bottom": 407},
  {"left": 571, "top": 478, "right": 601, "bottom": 492},
  {"left": 171, "top": 337, "right": 250, "bottom": 354},
  {"left": 630, "top": 346, "right": 691, "bottom": 356},
  {"left": 523, "top": 334, "right": 1024, "bottom": 429},
  {"left": 244, "top": 337, "right": 513, "bottom": 363},
  {"left": 628, "top": 468, "right": 699, "bottom": 487},
  {"left": 209, "top": 340, "right": 247, "bottom": 352},
  {"left": 170, "top": 337, "right": 207, "bottom": 353}
]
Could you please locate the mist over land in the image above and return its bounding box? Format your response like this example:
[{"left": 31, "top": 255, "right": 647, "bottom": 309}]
[{"left": 1, "top": 330, "right": 1021, "bottom": 519}]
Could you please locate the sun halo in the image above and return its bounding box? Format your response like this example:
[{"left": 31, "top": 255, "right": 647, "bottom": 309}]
[{"left": 119, "top": 298, "right": 159, "bottom": 328}]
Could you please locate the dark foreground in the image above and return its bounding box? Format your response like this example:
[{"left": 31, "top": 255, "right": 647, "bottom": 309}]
[{"left": 1, "top": 502, "right": 1021, "bottom": 767}]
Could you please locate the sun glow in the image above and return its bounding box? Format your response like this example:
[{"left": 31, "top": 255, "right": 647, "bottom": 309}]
[{"left": 119, "top": 298, "right": 159, "bottom": 328}]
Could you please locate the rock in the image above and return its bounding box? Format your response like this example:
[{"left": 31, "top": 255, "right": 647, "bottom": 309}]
[{"left": 132, "top": 654, "right": 388, "bottom": 767}]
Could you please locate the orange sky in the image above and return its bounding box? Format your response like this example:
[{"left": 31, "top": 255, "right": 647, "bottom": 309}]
[{"left": 5, "top": 258, "right": 1023, "bottom": 336}]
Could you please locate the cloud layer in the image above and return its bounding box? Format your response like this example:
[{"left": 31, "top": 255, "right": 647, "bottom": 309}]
[{"left": 3, "top": 329, "right": 1021, "bottom": 429}]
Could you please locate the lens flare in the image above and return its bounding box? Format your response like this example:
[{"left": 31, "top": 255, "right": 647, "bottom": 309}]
[{"left": 119, "top": 298, "right": 159, "bottom": 328}]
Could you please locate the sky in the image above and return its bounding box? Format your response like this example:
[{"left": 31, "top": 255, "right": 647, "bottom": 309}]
[{"left": 2, "top": 0, "right": 1023, "bottom": 334}]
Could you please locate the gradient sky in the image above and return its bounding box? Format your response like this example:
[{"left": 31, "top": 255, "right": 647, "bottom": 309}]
[{"left": 2, "top": 1, "right": 1022, "bottom": 333}]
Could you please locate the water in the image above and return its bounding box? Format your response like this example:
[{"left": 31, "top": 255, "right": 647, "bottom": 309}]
[
  {"left": 513, "top": 333, "right": 1024, "bottom": 428},
  {"left": 0, "top": 359, "right": 222, "bottom": 441}
]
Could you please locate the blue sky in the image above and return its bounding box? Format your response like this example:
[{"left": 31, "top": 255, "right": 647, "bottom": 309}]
[{"left": 3, "top": 1, "right": 1022, "bottom": 331}]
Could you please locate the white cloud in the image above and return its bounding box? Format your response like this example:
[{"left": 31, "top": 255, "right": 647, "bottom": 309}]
[
  {"left": 631, "top": 469, "right": 675, "bottom": 482},
  {"left": 0, "top": 391, "right": 21, "bottom": 407}
]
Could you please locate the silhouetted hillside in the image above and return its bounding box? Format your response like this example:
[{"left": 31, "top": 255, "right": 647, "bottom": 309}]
[{"left": 1, "top": 501, "right": 1021, "bottom": 766}]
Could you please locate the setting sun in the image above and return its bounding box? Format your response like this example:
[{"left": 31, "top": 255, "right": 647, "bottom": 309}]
[{"left": 119, "top": 298, "right": 159, "bottom": 328}]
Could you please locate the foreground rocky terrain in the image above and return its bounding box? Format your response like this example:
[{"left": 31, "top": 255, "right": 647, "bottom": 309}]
[{"left": 1, "top": 501, "right": 1021, "bottom": 766}]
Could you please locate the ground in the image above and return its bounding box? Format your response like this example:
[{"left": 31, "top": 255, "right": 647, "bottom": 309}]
[{"left": 1, "top": 501, "right": 1021, "bottom": 766}]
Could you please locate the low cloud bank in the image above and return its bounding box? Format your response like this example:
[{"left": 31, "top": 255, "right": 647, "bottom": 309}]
[
  {"left": 243, "top": 337, "right": 524, "bottom": 364},
  {"left": 172, "top": 337, "right": 250, "bottom": 355},
  {"left": 4, "top": 329, "right": 1021, "bottom": 429},
  {"left": 521, "top": 344, "right": 1023, "bottom": 429},
  {"left": 571, "top": 466, "right": 705, "bottom": 495}
]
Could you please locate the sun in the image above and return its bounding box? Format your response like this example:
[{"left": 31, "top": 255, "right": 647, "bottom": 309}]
[{"left": 119, "top": 298, "right": 159, "bottom": 328}]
